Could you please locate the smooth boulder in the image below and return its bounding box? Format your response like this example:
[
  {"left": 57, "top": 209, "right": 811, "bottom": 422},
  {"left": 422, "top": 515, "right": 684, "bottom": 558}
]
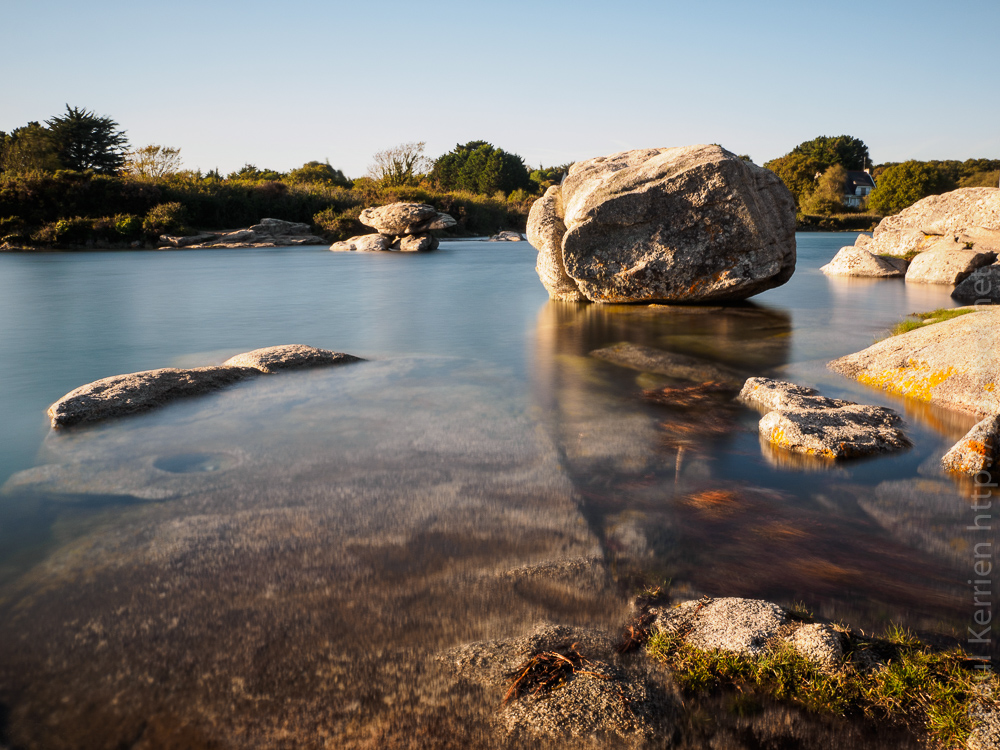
[
  {"left": 904, "top": 240, "right": 996, "bottom": 284},
  {"left": 221, "top": 344, "right": 361, "bottom": 373},
  {"left": 860, "top": 187, "right": 1000, "bottom": 257},
  {"left": 739, "top": 377, "right": 910, "bottom": 460},
  {"left": 829, "top": 309, "right": 1000, "bottom": 417},
  {"left": 820, "top": 246, "right": 906, "bottom": 277},
  {"left": 952, "top": 264, "right": 1000, "bottom": 302},
  {"left": 329, "top": 233, "right": 389, "bottom": 252},
  {"left": 396, "top": 234, "right": 438, "bottom": 252},
  {"left": 526, "top": 145, "right": 796, "bottom": 303},
  {"left": 359, "top": 203, "right": 456, "bottom": 236}
]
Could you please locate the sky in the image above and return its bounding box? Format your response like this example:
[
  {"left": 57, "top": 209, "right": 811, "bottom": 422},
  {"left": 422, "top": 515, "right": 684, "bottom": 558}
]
[{"left": 3, "top": 0, "right": 998, "bottom": 178}]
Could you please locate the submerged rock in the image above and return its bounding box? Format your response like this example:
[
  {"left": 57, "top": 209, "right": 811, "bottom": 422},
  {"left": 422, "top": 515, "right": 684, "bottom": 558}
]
[
  {"left": 48, "top": 345, "right": 362, "bottom": 427},
  {"left": 221, "top": 344, "right": 361, "bottom": 374},
  {"left": 328, "top": 233, "right": 389, "bottom": 252},
  {"left": 820, "top": 246, "right": 906, "bottom": 277},
  {"left": 952, "top": 263, "right": 1000, "bottom": 303},
  {"left": 489, "top": 230, "right": 524, "bottom": 242},
  {"left": 941, "top": 413, "right": 1000, "bottom": 475},
  {"left": 828, "top": 309, "right": 1000, "bottom": 417},
  {"left": 860, "top": 187, "right": 1000, "bottom": 257},
  {"left": 739, "top": 377, "right": 910, "bottom": 460},
  {"left": 591, "top": 342, "right": 744, "bottom": 386},
  {"left": 526, "top": 144, "right": 796, "bottom": 303},
  {"left": 444, "top": 623, "right": 676, "bottom": 744},
  {"left": 904, "top": 241, "right": 995, "bottom": 285}
]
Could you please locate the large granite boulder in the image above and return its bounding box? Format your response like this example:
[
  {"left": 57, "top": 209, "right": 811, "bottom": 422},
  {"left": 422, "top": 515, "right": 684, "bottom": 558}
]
[
  {"left": 904, "top": 240, "right": 996, "bottom": 284},
  {"left": 820, "top": 246, "right": 906, "bottom": 277},
  {"left": 359, "top": 203, "right": 456, "bottom": 236},
  {"left": 829, "top": 309, "right": 1000, "bottom": 417},
  {"left": 738, "top": 377, "right": 910, "bottom": 460},
  {"left": 853, "top": 187, "right": 1000, "bottom": 257},
  {"left": 526, "top": 145, "right": 796, "bottom": 303},
  {"left": 952, "top": 263, "right": 1000, "bottom": 302}
]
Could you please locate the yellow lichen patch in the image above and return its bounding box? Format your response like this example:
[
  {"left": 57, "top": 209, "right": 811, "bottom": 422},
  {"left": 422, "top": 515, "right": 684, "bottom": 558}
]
[
  {"left": 986, "top": 383, "right": 996, "bottom": 393},
  {"left": 856, "top": 360, "right": 957, "bottom": 403}
]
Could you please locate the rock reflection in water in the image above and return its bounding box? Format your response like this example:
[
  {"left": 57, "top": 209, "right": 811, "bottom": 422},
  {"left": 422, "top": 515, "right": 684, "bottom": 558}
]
[{"left": 531, "top": 300, "right": 978, "bottom": 641}]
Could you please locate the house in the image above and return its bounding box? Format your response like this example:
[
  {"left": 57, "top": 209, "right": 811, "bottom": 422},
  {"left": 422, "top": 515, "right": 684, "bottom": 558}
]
[{"left": 844, "top": 170, "right": 876, "bottom": 208}]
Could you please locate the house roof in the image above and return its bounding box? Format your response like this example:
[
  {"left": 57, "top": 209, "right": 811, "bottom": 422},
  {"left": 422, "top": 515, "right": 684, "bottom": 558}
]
[{"left": 845, "top": 170, "right": 876, "bottom": 190}]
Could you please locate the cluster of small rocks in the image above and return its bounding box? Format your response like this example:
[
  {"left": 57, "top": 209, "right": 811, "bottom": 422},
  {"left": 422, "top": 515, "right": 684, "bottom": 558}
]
[
  {"left": 47, "top": 345, "right": 362, "bottom": 428},
  {"left": 738, "top": 377, "right": 911, "bottom": 459},
  {"left": 329, "top": 202, "right": 456, "bottom": 252},
  {"left": 159, "top": 218, "right": 327, "bottom": 249}
]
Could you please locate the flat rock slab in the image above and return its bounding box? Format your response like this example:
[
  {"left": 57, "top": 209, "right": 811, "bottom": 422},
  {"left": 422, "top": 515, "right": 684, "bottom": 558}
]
[
  {"left": 904, "top": 242, "right": 996, "bottom": 285},
  {"left": 952, "top": 264, "right": 1000, "bottom": 303},
  {"left": 828, "top": 309, "right": 1000, "bottom": 417},
  {"left": 820, "top": 246, "right": 905, "bottom": 277},
  {"left": 527, "top": 144, "right": 796, "bottom": 303},
  {"left": 739, "top": 377, "right": 910, "bottom": 460},
  {"left": 591, "top": 342, "right": 744, "bottom": 386},
  {"left": 941, "top": 413, "right": 1000, "bottom": 475},
  {"left": 443, "top": 622, "right": 676, "bottom": 744},
  {"left": 48, "top": 345, "right": 362, "bottom": 428}
]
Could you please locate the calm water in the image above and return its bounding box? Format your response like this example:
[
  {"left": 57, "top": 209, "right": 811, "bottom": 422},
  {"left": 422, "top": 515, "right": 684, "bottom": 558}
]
[{"left": 0, "top": 235, "right": 987, "bottom": 748}]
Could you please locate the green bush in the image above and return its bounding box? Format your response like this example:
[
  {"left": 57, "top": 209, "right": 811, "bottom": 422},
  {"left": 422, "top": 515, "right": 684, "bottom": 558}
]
[
  {"left": 113, "top": 213, "right": 141, "bottom": 239},
  {"left": 313, "top": 205, "right": 365, "bottom": 242},
  {"left": 143, "top": 202, "right": 189, "bottom": 237}
]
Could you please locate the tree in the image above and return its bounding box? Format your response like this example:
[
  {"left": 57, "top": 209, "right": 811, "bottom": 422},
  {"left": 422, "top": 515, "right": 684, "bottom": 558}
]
[
  {"left": 800, "top": 164, "right": 847, "bottom": 215},
  {"left": 763, "top": 152, "right": 824, "bottom": 207},
  {"left": 226, "top": 163, "right": 283, "bottom": 181},
  {"left": 286, "top": 160, "right": 351, "bottom": 187},
  {"left": 790, "top": 135, "right": 870, "bottom": 172},
  {"left": 367, "top": 141, "right": 430, "bottom": 187},
  {"left": 868, "top": 161, "right": 955, "bottom": 215},
  {"left": 429, "top": 141, "right": 533, "bottom": 195},
  {"left": 123, "top": 145, "right": 182, "bottom": 179},
  {"left": 0, "top": 122, "right": 61, "bottom": 175},
  {"left": 44, "top": 105, "right": 129, "bottom": 174}
]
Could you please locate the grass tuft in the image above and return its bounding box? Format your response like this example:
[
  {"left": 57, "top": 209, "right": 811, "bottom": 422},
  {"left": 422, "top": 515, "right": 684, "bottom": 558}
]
[
  {"left": 883, "top": 307, "right": 977, "bottom": 339},
  {"left": 646, "top": 622, "right": 999, "bottom": 748}
]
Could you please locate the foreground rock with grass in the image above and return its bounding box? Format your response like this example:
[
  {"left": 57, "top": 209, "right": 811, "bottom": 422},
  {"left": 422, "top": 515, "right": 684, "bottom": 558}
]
[
  {"left": 829, "top": 309, "right": 1000, "bottom": 418},
  {"left": 47, "top": 345, "right": 362, "bottom": 428},
  {"left": 527, "top": 144, "right": 796, "bottom": 303},
  {"left": 738, "top": 377, "right": 910, "bottom": 460}
]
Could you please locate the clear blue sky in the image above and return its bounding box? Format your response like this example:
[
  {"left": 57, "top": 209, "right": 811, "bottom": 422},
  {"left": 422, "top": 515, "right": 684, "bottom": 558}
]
[{"left": 3, "top": 0, "right": 998, "bottom": 177}]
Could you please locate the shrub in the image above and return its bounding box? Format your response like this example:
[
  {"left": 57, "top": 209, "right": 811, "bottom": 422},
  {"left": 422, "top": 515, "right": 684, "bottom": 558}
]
[
  {"left": 143, "top": 202, "right": 189, "bottom": 237},
  {"left": 113, "top": 213, "right": 141, "bottom": 239},
  {"left": 312, "top": 206, "right": 365, "bottom": 242}
]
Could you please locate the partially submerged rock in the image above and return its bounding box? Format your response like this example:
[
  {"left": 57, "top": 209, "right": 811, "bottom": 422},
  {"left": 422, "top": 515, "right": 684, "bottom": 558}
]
[
  {"left": 739, "top": 377, "right": 910, "bottom": 460},
  {"left": 527, "top": 144, "right": 796, "bottom": 303},
  {"left": 396, "top": 233, "right": 438, "bottom": 252},
  {"left": 829, "top": 309, "right": 1000, "bottom": 417},
  {"left": 859, "top": 187, "right": 1000, "bottom": 257},
  {"left": 820, "top": 246, "right": 906, "bottom": 277},
  {"left": 591, "top": 342, "right": 744, "bottom": 386},
  {"left": 941, "top": 413, "right": 1000, "bottom": 475},
  {"left": 904, "top": 241, "right": 996, "bottom": 285},
  {"left": 328, "top": 233, "right": 389, "bottom": 252},
  {"left": 443, "top": 623, "right": 676, "bottom": 744},
  {"left": 221, "top": 344, "right": 361, "bottom": 374},
  {"left": 161, "top": 218, "right": 327, "bottom": 249},
  {"left": 952, "top": 263, "right": 1000, "bottom": 303},
  {"left": 489, "top": 230, "right": 523, "bottom": 242},
  {"left": 48, "top": 345, "right": 362, "bottom": 428}
]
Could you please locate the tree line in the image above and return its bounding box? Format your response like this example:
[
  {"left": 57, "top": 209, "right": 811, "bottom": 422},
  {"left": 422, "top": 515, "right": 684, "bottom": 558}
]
[
  {"left": 0, "top": 106, "right": 576, "bottom": 248},
  {"left": 763, "top": 135, "right": 999, "bottom": 218}
]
